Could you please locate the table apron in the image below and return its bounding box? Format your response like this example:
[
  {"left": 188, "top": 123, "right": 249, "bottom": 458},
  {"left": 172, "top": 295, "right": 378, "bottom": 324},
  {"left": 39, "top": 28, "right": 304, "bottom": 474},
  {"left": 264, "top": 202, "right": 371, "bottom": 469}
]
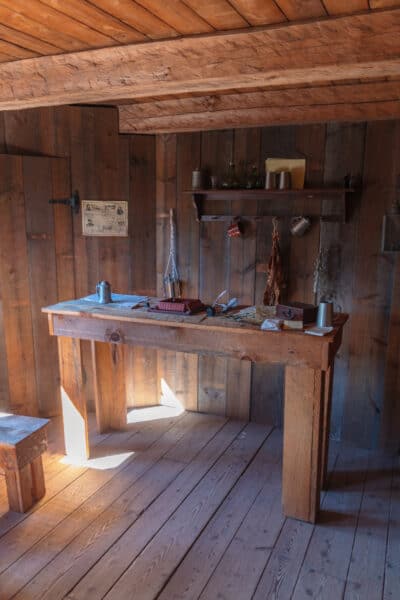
[{"left": 50, "top": 314, "right": 333, "bottom": 370}]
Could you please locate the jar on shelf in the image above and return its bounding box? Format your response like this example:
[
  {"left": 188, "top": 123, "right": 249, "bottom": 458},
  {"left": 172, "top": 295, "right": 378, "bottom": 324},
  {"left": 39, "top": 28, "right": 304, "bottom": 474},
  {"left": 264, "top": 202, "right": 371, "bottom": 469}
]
[{"left": 191, "top": 168, "right": 203, "bottom": 190}]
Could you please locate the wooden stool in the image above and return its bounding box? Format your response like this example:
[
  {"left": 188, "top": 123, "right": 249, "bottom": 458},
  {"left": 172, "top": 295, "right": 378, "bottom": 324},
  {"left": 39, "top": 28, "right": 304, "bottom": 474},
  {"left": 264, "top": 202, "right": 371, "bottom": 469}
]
[{"left": 0, "top": 413, "right": 49, "bottom": 512}]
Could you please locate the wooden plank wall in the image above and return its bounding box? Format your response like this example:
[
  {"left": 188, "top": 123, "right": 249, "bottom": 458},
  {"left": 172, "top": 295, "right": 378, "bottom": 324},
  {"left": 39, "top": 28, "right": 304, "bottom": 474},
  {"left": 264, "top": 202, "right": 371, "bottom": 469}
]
[
  {"left": 156, "top": 123, "right": 400, "bottom": 450},
  {"left": 0, "top": 155, "right": 70, "bottom": 416},
  {"left": 0, "top": 105, "right": 398, "bottom": 450},
  {"left": 0, "top": 106, "right": 157, "bottom": 416}
]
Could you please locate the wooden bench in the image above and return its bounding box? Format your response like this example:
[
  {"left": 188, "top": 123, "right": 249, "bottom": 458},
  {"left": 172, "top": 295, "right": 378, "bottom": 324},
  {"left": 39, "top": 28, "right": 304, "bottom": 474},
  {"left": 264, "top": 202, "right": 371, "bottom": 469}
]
[{"left": 0, "top": 413, "right": 49, "bottom": 512}]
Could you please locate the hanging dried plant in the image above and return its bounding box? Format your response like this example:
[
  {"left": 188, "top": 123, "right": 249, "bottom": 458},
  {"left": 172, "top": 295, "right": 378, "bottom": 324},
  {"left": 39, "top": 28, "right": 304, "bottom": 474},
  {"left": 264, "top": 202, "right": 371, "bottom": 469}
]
[
  {"left": 263, "top": 217, "right": 284, "bottom": 306},
  {"left": 313, "top": 247, "right": 329, "bottom": 303}
]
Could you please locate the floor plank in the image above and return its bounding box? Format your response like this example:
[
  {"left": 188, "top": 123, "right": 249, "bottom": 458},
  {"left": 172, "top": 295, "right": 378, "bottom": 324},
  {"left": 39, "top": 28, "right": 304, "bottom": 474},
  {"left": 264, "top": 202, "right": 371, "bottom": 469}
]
[
  {"left": 252, "top": 445, "right": 340, "bottom": 600},
  {"left": 66, "top": 420, "right": 245, "bottom": 600},
  {"left": 197, "top": 430, "right": 284, "bottom": 600},
  {"left": 63, "top": 420, "right": 247, "bottom": 600},
  {"left": 0, "top": 413, "right": 396, "bottom": 600},
  {"left": 252, "top": 516, "right": 315, "bottom": 600},
  {"left": 158, "top": 427, "right": 279, "bottom": 600},
  {"left": 344, "top": 454, "right": 393, "bottom": 600},
  {"left": 8, "top": 412, "right": 221, "bottom": 600},
  {"left": 384, "top": 460, "right": 400, "bottom": 600},
  {"left": 99, "top": 423, "right": 270, "bottom": 600},
  {"left": 292, "top": 446, "right": 370, "bottom": 599}
]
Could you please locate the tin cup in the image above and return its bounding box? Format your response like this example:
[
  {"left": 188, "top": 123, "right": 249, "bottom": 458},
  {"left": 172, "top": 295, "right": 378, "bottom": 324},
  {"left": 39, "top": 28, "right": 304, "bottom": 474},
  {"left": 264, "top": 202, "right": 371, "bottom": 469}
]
[
  {"left": 192, "top": 169, "right": 203, "bottom": 190},
  {"left": 316, "top": 302, "right": 333, "bottom": 327},
  {"left": 265, "top": 171, "right": 278, "bottom": 190},
  {"left": 278, "top": 171, "right": 291, "bottom": 190},
  {"left": 96, "top": 280, "right": 112, "bottom": 304}
]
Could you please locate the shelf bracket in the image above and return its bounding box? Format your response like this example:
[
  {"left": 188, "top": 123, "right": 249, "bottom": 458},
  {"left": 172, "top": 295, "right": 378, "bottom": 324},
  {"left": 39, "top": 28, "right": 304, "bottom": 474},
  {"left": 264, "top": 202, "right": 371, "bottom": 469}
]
[{"left": 192, "top": 193, "right": 203, "bottom": 222}]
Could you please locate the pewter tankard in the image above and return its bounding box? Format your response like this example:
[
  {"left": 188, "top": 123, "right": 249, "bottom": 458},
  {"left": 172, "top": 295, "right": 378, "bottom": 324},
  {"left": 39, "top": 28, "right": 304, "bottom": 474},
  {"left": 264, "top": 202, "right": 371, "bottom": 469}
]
[
  {"left": 316, "top": 301, "right": 333, "bottom": 327},
  {"left": 96, "top": 281, "right": 112, "bottom": 304}
]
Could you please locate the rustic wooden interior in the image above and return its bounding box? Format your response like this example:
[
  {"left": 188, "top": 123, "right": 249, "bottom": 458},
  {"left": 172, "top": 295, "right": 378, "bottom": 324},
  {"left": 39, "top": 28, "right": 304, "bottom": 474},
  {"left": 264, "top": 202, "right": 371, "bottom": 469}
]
[
  {"left": 1, "top": 108, "right": 398, "bottom": 449},
  {"left": 0, "top": 2, "right": 399, "bottom": 598}
]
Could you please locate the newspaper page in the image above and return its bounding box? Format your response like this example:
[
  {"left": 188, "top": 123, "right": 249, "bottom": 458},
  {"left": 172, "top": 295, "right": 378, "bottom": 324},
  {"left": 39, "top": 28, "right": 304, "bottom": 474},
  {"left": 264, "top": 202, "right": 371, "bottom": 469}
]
[{"left": 82, "top": 200, "right": 128, "bottom": 236}]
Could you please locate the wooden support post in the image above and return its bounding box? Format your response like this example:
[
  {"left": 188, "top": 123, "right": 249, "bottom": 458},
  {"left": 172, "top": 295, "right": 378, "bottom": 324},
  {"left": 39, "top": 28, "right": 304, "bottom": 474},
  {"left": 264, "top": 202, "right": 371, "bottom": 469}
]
[
  {"left": 283, "top": 365, "right": 324, "bottom": 523},
  {"left": 91, "top": 341, "right": 126, "bottom": 433},
  {"left": 57, "top": 336, "right": 89, "bottom": 461},
  {"left": 320, "top": 364, "right": 334, "bottom": 490}
]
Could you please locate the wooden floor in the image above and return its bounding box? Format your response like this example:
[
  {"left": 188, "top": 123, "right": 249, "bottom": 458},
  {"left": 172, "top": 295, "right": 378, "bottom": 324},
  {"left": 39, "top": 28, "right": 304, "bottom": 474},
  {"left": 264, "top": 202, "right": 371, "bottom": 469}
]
[{"left": 0, "top": 409, "right": 398, "bottom": 600}]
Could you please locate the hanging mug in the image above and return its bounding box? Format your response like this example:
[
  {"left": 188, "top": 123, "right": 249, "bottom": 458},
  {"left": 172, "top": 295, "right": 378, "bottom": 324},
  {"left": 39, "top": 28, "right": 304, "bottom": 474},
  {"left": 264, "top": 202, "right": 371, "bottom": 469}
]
[{"left": 290, "top": 216, "right": 311, "bottom": 237}]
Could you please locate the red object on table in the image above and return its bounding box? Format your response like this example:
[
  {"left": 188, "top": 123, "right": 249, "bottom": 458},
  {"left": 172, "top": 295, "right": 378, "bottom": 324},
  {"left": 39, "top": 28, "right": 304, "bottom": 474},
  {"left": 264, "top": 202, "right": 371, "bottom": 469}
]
[{"left": 153, "top": 298, "right": 205, "bottom": 314}]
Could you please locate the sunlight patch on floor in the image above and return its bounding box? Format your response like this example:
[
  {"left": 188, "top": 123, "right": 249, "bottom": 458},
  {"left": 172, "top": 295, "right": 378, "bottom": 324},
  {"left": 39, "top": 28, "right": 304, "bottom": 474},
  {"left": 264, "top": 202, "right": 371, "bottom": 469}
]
[
  {"left": 61, "top": 386, "right": 88, "bottom": 461},
  {"left": 58, "top": 378, "right": 183, "bottom": 468},
  {"left": 127, "top": 404, "right": 183, "bottom": 423},
  {"left": 127, "top": 377, "right": 184, "bottom": 424},
  {"left": 60, "top": 451, "right": 134, "bottom": 470}
]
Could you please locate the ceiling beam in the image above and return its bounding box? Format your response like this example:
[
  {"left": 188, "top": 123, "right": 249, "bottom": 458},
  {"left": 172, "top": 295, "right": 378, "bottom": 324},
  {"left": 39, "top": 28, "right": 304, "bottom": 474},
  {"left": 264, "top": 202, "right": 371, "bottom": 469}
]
[
  {"left": 119, "top": 99, "right": 400, "bottom": 133},
  {"left": 118, "top": 80, "right": 400, "bottom": 122},
  {"left": 0, "top": 9, "right": 400, "bottom": 110}
]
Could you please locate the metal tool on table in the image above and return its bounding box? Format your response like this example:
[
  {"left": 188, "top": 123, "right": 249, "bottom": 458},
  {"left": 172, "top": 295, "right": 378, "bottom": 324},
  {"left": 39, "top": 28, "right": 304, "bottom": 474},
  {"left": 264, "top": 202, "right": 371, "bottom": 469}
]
[{"left": 206, "top": 290, "right": 238, "bottom": 316}]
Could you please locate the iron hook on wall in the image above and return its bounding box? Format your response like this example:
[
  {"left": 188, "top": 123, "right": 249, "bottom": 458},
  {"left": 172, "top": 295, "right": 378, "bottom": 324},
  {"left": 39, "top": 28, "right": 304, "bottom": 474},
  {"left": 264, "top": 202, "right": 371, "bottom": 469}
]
[{"left": 49, "top": 190, "right": 80, "bottom": 213}]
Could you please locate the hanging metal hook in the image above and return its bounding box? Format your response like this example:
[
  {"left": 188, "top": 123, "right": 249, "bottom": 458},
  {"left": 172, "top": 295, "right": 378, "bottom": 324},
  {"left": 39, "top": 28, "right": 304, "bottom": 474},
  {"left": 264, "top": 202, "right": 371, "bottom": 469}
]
[{"left": 49, "top": 190, "right": 80, "bottom": 213}]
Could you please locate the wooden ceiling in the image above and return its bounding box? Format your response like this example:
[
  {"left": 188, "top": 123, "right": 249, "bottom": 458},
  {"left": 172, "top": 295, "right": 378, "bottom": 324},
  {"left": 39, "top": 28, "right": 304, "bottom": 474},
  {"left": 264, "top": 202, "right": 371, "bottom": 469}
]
[
  {"left": 0, "top": 1, "right": 400, "bottom": 132},
  {"left": 1, "top": 0, "right": 399, "bottom": 62}
]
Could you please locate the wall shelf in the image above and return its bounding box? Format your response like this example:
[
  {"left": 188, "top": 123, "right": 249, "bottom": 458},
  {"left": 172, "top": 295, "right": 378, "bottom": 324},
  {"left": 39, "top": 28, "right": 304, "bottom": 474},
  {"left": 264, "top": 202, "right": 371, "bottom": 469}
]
[{"left": 185, "top": 188, "right": 354, "bottom": 223}]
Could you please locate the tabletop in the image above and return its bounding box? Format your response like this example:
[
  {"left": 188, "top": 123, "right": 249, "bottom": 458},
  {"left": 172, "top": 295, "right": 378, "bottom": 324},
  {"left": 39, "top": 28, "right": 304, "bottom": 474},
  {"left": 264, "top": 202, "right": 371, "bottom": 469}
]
[
  {"left": 0, "top": 413, "right": 49, "bottom": 446},
  {"left": 43, "top": 298, "right": 348, "bottom": 370}
]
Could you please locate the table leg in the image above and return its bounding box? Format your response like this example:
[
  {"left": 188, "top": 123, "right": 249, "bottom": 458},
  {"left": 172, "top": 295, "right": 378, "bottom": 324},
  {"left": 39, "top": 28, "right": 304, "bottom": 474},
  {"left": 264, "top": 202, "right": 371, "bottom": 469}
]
[
  {"left": 57, "top": 336, "right": 89, "bottom": 461},
  {"left": 30, "top": 455, "right": 46, "bottom": 501},
  {"left": 283, "top": 365, "right": 324, "bottom": 523},
  {"left": 91, "top": 341, "right": 126, "bottom": 433},
  {"left": 320, "top": 364, "right": 334, "bottom": 490},
  {"left": 5, "top": 463, "right": 33, "bottom": 512},
  {"left": 5, "top": 455, "right": 46, "bottom": 512}
]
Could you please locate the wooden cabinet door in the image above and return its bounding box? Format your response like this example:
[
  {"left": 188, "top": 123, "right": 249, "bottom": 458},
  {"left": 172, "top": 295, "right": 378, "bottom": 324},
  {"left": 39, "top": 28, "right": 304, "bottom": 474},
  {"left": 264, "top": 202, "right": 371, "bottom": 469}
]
[{"left": 0, "top": 155, "right": 73, "bottom": 416}]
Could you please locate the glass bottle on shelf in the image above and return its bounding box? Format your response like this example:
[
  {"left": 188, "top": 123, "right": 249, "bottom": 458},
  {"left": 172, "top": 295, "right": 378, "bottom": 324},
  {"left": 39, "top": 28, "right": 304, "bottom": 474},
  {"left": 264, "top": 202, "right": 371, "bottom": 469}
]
[
  {"left": 221, "top": 161, "right": 240, "bottom": 189},
  {"left": 245, "top": 164, "right": 264, "bottom": 189},
  {"left": 245, "top": 164, "right": 255, "bottom": 189}
]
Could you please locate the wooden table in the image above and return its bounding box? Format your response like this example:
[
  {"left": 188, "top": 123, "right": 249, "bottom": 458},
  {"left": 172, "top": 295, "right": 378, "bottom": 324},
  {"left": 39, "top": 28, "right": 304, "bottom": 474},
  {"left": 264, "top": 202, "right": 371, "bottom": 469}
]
[{"left": 43, "top": 299, "right": 347, "bottom": 523}]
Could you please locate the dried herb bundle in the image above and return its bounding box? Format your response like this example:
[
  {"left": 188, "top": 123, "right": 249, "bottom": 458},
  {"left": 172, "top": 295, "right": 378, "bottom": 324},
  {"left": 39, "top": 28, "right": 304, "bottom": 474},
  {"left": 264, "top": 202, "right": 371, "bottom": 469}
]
[{"left": 263, "top": 217, "right": 284, "bottom": 306}]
